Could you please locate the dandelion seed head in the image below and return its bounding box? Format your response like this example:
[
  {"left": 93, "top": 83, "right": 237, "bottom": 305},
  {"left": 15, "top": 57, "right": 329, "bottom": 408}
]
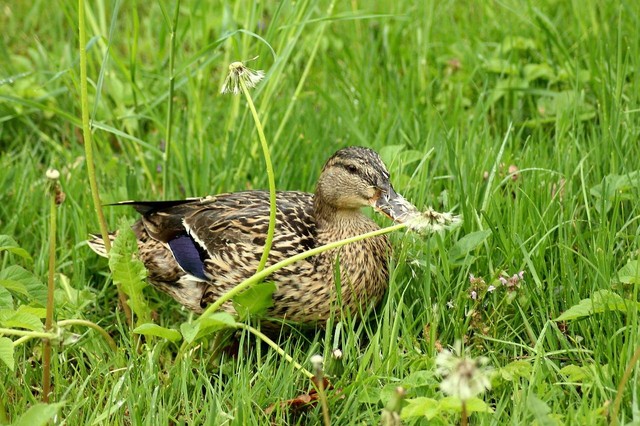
[
  {"left": 46, "top": 168, "right": 60, "bottom": 180},
  {"left": 221, "top": 60, "right": 265, "bottom": 95},
  {"left": 403, "top": 207, "right": 463, "bottom": 233},
  {"left": 331, "top": 348, "right": 343, "bottom": 360},
  {"left": 310, "top": 354, "right": 324, "bottom": 370},
  {"left": 436, "top": 340, "right": 492, "bottom": 401}
]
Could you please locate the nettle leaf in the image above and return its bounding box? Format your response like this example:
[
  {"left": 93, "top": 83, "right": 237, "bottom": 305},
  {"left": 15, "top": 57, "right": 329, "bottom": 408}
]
[
  {"left": 134, "top": 323, "right": 182, "bottom": 343},
  {"left": 556, "top": 290, "right": 639, "bottom": 321},
  {"left": 0, "top": 234, "right": 32, "bottom": 261},
  {"left": 0, "top": 265, "right": 47, "bottom": 305},
  {"left": 498, "top": 360, "right": 532, "bottom": 382},
  {"left": 0, "top": 286, "right": 13, "bottom": 310},
  {"left": 401, "top": 397, "right": 440, "bottom": 420},
  {"left": 13, "top": 402, "right": 64, "bottom": 426},
  {"left": 616, "top": 260, "right": 640, "bottom": 285},
  {"left": 181, "top": 312, "right": 237, "bottom": 343},
  {"left": 0, "top": 336, "right": 14, "bottom": 371},
  {"left": 0, "top": 309, "right": 44, "bottom": 331},
  {"left": 232, "top": 281, "right": 276, "bottom": 319},
  {"left": 108, "top": 222, "right": 150, "bottom": 325},
  {"left": 449, "top": 229, "right": 492, "bottom": 262}
]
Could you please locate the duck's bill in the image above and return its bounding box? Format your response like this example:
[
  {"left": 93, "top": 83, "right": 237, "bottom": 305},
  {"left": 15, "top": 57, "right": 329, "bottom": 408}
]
[{"left": 372, "top": 185, "right": 419, "bottom": 223}]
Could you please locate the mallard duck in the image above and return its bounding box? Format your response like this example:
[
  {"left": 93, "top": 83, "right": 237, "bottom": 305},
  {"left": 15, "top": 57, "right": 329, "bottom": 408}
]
[{"left": 89, "top": 146, "right": 418, "bottom": 323}]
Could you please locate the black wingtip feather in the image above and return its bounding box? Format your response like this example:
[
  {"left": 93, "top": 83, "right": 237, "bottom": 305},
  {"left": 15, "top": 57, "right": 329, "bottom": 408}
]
[{"left": 105, "top": 199, "right": 201, "bottom": 215}]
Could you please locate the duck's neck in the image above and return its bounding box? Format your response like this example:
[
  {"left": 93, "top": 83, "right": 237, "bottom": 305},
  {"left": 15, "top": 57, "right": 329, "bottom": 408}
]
[{"left": 312, "top": 194, "right": 377, "bottom": 236}]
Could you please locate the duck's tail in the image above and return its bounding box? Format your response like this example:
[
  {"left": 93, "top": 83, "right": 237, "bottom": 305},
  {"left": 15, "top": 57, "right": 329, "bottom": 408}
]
[{"left": 87, "top": 233, "right": 117, "bottom": 258}]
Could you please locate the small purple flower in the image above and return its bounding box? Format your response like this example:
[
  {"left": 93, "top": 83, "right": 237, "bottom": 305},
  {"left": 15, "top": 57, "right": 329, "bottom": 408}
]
[
  {"left": 518, "top": 270, "right": 525, "bottom": 280},
  {"left": 499, "top": 276, "right": 508, "bottom": 285},
  {"left": 469, "top": 273, "right": 475, "bottom": 282},
  {"left": 487, "top": 285, "right": 496, "bottom": 293},
  {"left": 470, "top": 290, "right": 478, "bottom": 300}
]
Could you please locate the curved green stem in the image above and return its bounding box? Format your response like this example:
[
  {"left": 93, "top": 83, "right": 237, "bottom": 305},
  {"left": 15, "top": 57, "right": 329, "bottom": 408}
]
[
  {"left": 0, "top": 328, "right": 57, "bottom": 339},
  {"left": 43, "top": 180, "right": 58, "bottom": 402},
  {"left": 202, "top": 223, "right": 407, "bottom": 316},
  {"left": 610, "top": 345, "right": 640, "bottom": 426},
  {"left": 240, "top": 78, "right": 277, "bottom": 275},
  {"left": 78, "top": 0, "right": 132, "bottom": 325},
  {"left": 159, "top": 0, "right": 180, "bottom": 197},
  {"left": 236, "top": 323, "right": 313, "bottom": 379},
  {"left": 57, "top": 319, "right": 118, "bottom": 352}
]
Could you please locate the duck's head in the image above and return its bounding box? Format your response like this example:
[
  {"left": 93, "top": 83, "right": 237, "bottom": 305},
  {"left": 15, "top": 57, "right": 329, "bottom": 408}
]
[{"left": 315, "top": 146, "right": 417, "bottom": 222}]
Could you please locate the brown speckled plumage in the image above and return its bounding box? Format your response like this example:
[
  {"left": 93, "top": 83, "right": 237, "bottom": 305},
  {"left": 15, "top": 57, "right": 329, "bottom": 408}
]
[{"left": 89, "top": 146, "right": 400, "bottom": 324}]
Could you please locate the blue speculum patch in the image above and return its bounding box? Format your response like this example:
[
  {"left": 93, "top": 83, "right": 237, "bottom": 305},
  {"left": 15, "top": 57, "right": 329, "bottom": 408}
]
[{"left": 168, "top": 234, "right": 208, "bottom": 280}]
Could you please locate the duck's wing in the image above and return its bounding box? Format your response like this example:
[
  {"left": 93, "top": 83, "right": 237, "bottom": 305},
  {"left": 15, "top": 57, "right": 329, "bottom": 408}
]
[{"left": 134, "top": 191, "right": 316, "bottom": 282}]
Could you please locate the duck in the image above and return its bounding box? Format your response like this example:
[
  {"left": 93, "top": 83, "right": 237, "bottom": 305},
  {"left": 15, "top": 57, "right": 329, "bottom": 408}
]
[{"left": 88, "top": 146, "right": 418, "bottom": 323}]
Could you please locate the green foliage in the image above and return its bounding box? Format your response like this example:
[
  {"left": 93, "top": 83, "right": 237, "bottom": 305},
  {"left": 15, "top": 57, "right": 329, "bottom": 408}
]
[
  {"left": 556, "top": 290, "right": 639, "bottom": 321},
  {"left": 180, "top": 312, "right": 237, "bottom": 344},
  {"left": 133, "top": 323, "right": 182, "bottom": 343},
  {"left": 0, "top": 235, "right": 32, "bottom": 262},
  {"left": 232, "top": 281, "right": 277, "bottom": 320},
  {"left": 11, "top": 402, "right": 63, "bottom": 426},
  {"left": 108, "top": 220, "right": 150, "bottom": 325},
  {"left": 0, "top": 337, "right": 14, "bottom": 371}
]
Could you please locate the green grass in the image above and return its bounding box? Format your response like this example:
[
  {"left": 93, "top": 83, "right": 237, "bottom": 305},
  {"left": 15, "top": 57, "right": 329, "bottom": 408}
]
[{"left": 1, "top": 0, "right": 640, "bottom": 424}]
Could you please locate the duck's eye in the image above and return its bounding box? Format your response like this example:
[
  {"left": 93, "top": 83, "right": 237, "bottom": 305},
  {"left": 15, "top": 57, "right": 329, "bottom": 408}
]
[{"left": 345, "top": 164, "right": 358, "bottom": 174}]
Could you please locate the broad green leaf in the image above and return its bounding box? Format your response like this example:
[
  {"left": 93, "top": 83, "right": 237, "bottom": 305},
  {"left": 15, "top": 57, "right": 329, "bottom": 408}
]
[
  {"left": 0, "top": 337, "right": 14, "bottom": 371},
  {"left": 0, "top": 309, "right": 44, "bottom": 331},
  {"left": 0, "top": 234, "right": 32, "bottom": 261},
  {"left": 17, "top": 305, "right": 46, "bottom": 318},
  {"left": 0, "top": 286, "right": 13, "bottom": 310},
  {"left": 0, "top": 278, "right": 29, "bottom": 296},
  {"left": 402, "top": 370, "right": 436, "bottom": 388},
  {"left": 232, "top": 282, "right": 276, "bottom": 319},
  {"left": 449, "top": 230, "right": 492, "bottom": 261},
  {"left": 616, "top": 260, "right": 640, "bottom": 285},
  {"left": 498, "top": 360, "right": 532, "bottom": 382},
  {"left": 181, "top": 312, "right": 237, "bottom": 343},
  {"left": 109, "top": 222, "right": 150, "bottom": 325},
  {"left": 590, "top": 171, "right": 640, "bottom": 214},
  {"left": 401, "top": 397, "right": 440, "bottom": 420},
  {"left": 558, "top": 365, "right": 589, "bottom": 383},
  {"left": 0, "top": 265, "right": 47, "bottom": 305},
  {"left": 356, "top": 386, "right": 380, "bottom": 404},
  {"left": 555, "top": 290, "right": 639, "bottom": 321},
  {"left": 134, "top": 323, "right": 182, "bottom": 343},
  {"left": 13, "top": 402, "right": 64, "bottom": 426}
]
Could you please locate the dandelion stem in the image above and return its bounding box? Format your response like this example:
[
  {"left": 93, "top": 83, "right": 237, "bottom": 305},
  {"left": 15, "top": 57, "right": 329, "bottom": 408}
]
[
  {"left": 610, "top": 344, "right": 640, "bottom": 426},
  {"left": 78, "top": 0, "right": 132, "bottom": 325},
  {"left": 239, "top": 78, "right": 277, "bottom": 275},
  {"left": 42, "top": 178, "right": 58, "bottom": 403},
  {"left": 0, "top": 329, "right": 57, "bottom": 339},
  {"left": 461, "top": 400, "right": 468, "bottom": 426},
  {"left": 160, "top": 0, "right": 180, "bottom": 197}
]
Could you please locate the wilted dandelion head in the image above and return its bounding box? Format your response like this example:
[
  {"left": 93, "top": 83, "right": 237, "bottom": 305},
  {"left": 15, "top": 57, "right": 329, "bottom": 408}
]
[
  {"left": 221, "top": 60, "right": 265, "bottom": 95},
  {"left": 400, "top": 207, "right": 462, "bottom": 233},
  {"left": 436, "top": 341, "right": 492, "bottom": 401}
]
